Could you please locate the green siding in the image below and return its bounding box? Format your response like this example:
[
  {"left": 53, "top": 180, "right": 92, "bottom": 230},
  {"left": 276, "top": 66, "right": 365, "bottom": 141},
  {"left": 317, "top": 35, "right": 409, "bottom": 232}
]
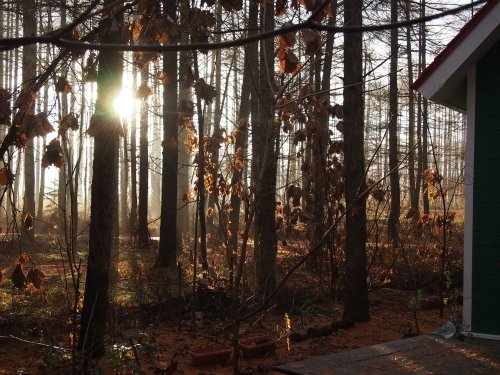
[{"left": 472, "top": 39, "right": 500, "bottom": 336}]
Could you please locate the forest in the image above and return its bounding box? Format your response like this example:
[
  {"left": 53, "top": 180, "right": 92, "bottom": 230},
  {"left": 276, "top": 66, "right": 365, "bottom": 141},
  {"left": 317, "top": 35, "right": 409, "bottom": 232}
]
[{"left": 0, "top": 0, "right": 482, "bottom": 374}]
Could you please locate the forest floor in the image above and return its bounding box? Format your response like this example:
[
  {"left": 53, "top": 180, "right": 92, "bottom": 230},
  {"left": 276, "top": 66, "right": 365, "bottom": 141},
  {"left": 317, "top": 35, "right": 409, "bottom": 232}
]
[{"left": 0, "top": 237, "right": 462, "bottom": 374}]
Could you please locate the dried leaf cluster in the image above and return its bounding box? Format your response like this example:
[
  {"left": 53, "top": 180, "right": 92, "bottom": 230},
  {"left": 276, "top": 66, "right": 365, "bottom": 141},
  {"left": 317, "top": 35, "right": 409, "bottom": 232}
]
[{"left": 42, "top": 139, "right": 65, "bottom": 168}]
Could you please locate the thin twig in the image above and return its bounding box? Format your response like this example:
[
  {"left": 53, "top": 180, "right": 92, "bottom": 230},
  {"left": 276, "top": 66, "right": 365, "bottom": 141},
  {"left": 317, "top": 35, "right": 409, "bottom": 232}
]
[{"left": 0, "top": 0, "right": 486, "bottom": 52}]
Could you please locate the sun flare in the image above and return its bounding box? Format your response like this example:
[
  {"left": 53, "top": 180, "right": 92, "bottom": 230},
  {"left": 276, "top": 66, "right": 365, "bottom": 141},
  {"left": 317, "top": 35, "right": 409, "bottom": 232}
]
[{"left": 113, "top": 90, "right": 135, "bottom": 117}]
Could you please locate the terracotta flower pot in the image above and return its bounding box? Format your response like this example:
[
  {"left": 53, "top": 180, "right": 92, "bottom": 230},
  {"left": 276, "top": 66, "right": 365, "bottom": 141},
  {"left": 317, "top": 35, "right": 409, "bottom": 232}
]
[
  {"left": 188, "top": 346, "right": 232, "bottom": 366},
  {"left": 420, "top": 296, "right": 441, "bottom": 310},
  {"left": 239, "top": 336, "right": 277, "bottom": 358}
]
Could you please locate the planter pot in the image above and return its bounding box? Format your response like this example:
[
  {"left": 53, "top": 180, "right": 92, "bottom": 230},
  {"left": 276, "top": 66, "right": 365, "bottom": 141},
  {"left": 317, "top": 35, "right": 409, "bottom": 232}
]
[
  {"left": 420, "top": 296, "right": 441, "bottom": 310},
  {"left": 239, "top": 336, "right": 277, "bottom": 358},
  {"left": 188, "top": 346, "right": 232, "bottom": 366}
]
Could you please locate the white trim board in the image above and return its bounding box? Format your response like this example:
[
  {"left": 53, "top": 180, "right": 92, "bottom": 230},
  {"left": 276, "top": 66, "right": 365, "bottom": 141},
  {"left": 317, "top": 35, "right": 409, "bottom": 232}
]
[{"left": 463, "top": 66, "right": 476, "bottom": 335}]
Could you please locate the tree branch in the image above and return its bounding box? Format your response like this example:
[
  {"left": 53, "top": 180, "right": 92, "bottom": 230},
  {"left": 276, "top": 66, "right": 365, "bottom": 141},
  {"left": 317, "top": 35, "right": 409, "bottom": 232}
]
[{"left": 0, "top": 0, "right": 486, "bottom": 52}]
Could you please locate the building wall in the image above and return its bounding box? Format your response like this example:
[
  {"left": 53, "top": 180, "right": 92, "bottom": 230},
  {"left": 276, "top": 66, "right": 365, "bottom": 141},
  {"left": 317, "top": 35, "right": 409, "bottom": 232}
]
[{"left": 472, "top": 39, "right": 500, "bottom": 335}]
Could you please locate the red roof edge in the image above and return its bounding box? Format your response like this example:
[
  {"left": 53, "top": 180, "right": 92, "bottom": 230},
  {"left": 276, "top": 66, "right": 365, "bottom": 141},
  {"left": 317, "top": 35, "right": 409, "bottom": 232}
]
[{"left": 412, "top": 0, "right": 500, "bottom": 91}]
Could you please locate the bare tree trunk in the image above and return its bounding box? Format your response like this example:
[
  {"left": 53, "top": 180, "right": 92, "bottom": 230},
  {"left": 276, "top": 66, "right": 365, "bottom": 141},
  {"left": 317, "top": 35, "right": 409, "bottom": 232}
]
[
  {"left": 157, "top": 0, "right": 178, "bottom": 268},
  {"left": 113, "top": 136, "right": 120, "bottom": 236},
  {"left": 138, "top": 64, "right": 150, "bottom": 248},
  {"left": 150, "top": 71, "right": 162, "bottom": 220},
  {"left": 309, "top": 0, "right": 337, "bottom": 269},
  {"left": 58, "top": 3, "right": 69, "bottom": 236},
  {"left": 420, "top": 0, "right": 430, "bottom": 215},
  {"left": 36, "top": 81, "right": 49, "bottom": 224},
  {"left": 207, "top": 4, "right": 223, "bottom": 238},
  {"left": 422, "top": 98, "right": 429, "bottom": 214},
  {"left": 406, "top": 0, "right": 418, "bottom": 217},
  {"left": 130, "top": 68, "right": 138, "bottom": 233},
  {"left": 342, "top": 0, "right": 369, "bottom": 322},
  {"left": 120, "top": 127, "right": 130, "bottom": 233},
  {"left": 177, "top": 98, "right": 190, "bottom": 247},
  {"left": 21, "top": 0, "right": 37, "bottom": 245},
  {"left": 78, "top": 0, "right": 123, "bottom": 359},
  {"left": 388, "top": 0, "right": 400, "bottom": 239},
  {"left": 254, "top": 0, "right": 277, "bottom": 302},
  {"left": 228, "top": 0, "right": 257, "bottom": 265},
  {"left": 193, "top": 52, "right": 209, "bottom": 270}
]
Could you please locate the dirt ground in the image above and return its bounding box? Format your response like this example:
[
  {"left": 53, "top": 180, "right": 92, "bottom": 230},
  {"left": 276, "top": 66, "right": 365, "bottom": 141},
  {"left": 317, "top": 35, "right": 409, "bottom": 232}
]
[
  {"left": 0, "top": 233, "right": 464, "bottom": 374},
  {"left": 0, "top": 287, "right": 458, "bottom": 375}
]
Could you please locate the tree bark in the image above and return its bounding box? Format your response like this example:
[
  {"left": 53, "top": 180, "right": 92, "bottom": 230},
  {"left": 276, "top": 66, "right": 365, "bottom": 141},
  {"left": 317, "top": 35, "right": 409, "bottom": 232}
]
[
  {"left": 342, "top": 0, "right": 370, "bottom": 322},
  {"left": 138, "top": 64, "right": 150, "bottom": 248},
  {"left": 78, "top": 1, "right": 123, "bottom": 359},
  {"left": 21, "top": 0, "right": 37, "bottom": 245},
  {"left": 406, "top": 0, "right": 418, "bottom": 217},
  {"left": 420, "top": 0, "right": 430, "bottom": 215},
  {"left": 157, "top": 0, "right": 178, "bottom": 268},
  {"left": 130, "top": 68, "right": 138, "bottom": 233},
  {"left": 228, "top": 0, "right": 258, "bottom": 266},
  {"left": 113, "top": 134, "right": 120, "bottom": 236},
  {"left": 207, "top": 4, "right": 223, "bottom": 238},
  {"left": 309, "top": 0, "right": 337, "bottom": 269},
  {"left": 387, "top": 0, "right": 400, "bottom": 239},
  {"left": 193, "top": 52, "right": 209, "bottom": 271},
  {"left": 177, "top": 10, "right": 191, "bottom": 247},
  {"left": 120, "top": 126, "right": 130, "bottom": 233},
  {"left": 254, "top": 0, "right": 277, "bottom": 302}
]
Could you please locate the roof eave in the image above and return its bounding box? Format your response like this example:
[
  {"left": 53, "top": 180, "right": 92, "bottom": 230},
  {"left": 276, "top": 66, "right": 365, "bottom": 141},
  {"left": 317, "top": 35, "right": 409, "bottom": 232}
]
[{"left": 413, "top": 0, "right": 500, "bottom": 108}]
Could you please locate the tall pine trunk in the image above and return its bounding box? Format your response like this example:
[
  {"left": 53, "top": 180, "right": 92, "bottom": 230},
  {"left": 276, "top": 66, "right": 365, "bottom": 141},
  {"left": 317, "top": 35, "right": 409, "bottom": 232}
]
[
  {"left": 138, "top": 65, "right": 150, "bottom": 248},
  {"left": 157, "top": 0, "right": 178, "bottom": 267},
  {"left": 406, "top": 0, "right": 418, "bottom": 217},
  {"left": 254, "top": 0, "right": 277, "bottom": 302},
  {"left": 342, "top": 0, "right": 370, "bottom": 322},
  {"left": 78, "top": 1, "right": 123, "bottom": 359},
  {"left": 207, "top": 4, "right": 223, "bottom": 239},
  {"left": 130, "top": 68, "right": 138, "bottom": 233},
  {"left": 21, "top": 0, "right": 37, "bottom": 245},
  {"left": 120, "top": 125, "right": 130, "bottom": 233},
  {"left": 387, "top": 0, "right": 400, "bottom": 239},
  {"left": 228, "top": 0, "right": 257, "bottom": 265},
  {"left": 193, "top": 52, "right": 208, "bottom": 270},
  {"left": 175, "top": 0, "right": 191, "bottom": 248},
  {"left": 309, "top": 0, "right": 337, "bottom": 269},
  {"left": 420, "top": 0, "right": 430, "bottom": 214}
]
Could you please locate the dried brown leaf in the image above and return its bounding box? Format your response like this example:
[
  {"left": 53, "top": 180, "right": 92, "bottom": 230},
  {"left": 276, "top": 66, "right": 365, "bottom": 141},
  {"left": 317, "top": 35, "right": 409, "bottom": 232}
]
[
  {"left": 279, "top": 23, "right": 297, "bottom": 49},
  {"left": 276, "top": 0, "right": 288, "bottom": 16},
  {"left": 11, "top": 264, "right": 27, "bottom": 288},
  {"left": 24, "top": 213, "right": 34, "bottom": 231},
  {"left": 0, "top": 167, "right": 14, "bottom": 186},
  {"left": 155, "top": 71, "right": 171, "bottom": 85},
  {"left": 31, "top": 112, "right": 55, "bottom": 137},
  {"left": 14, "top": 88, "right": 36, "bottom": 110},
  {"left": 59, "top": 112, "right": 79, "bottom": 134},
  {"left": 0, "top": 88, "right": 11, "bottom": 124},
  {"left": 26, "top": 267, "right": 45, "bottom": 289},
  {"left": 302, "top": 29, "right": 322, "bottom": 55},
  {"left": 278, "top": 49, "right": 301, "bottom": 74},
  {"left": 136, "top": 82, "right": 153, "bottom": 100},
  {"left": 55, "top": 77, "right": 72, "bottom": 95},
  {"left": 194, "top": 79, "right": 217, "bottom": 103},
  {"left": 42, "top": 139, "right": 65, "bottom": 168}
]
